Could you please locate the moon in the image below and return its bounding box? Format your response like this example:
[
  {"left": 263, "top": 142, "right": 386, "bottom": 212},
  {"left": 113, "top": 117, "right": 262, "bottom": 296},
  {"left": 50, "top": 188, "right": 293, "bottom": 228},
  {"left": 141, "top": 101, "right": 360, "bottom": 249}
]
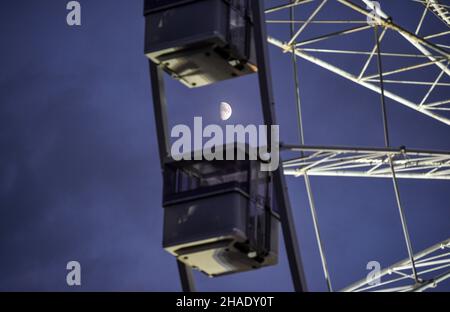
[{"left": 220, "top": 102, "right": 232, "bottom": 121}]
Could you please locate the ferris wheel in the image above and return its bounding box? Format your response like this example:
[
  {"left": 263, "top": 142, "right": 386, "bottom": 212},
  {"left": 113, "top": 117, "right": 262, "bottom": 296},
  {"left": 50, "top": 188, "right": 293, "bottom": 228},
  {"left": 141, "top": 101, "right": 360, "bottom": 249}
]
[
  {"left": 266, "top": 0, "right": 450, "bottom": 292},
  {"left": 144, "top": 0, "right": 450, "bottom": 292}
]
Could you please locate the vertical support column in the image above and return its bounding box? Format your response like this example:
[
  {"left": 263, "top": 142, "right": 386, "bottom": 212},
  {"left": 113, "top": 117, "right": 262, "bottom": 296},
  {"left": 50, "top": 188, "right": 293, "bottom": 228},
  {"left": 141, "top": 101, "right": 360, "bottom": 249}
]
[
  {"left": 252, "top": 0, "right": 308, "bottom": 292},
  {"left": 149, "top": 62, "right": 170, "bottom": 167},
  {"left": 304, "top": 174, "right": 333, "bottom": 292},
  {"left": 373, "top": 26, "right": 419, "bottom": 283},
  {"left": 177, "top": 260, "right": 196, "bottom": 292},
  {"left": 290, "top": 4, "right": 306, "bottom": 147},
  {"left": 149, "top": 61, "right": 196, "bottom": 292}
]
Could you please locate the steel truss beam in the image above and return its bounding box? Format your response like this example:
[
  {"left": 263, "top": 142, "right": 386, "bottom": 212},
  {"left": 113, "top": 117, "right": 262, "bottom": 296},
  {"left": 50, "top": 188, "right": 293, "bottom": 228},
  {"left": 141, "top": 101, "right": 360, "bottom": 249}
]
[
  {"left": 424, "top": 0, "right": 450, "bottom": 27},
  {"left": 342, "top": 238, "right": 450, "bottom": 292},
  {"left": 283, "top": 145, "right": 450, "bottom": 180},
  {"left": 266, "top": 0, "right": 450, "bottom": 126},
  {"left": 267, "top": 0, "right": 450, "bottom": 293}
]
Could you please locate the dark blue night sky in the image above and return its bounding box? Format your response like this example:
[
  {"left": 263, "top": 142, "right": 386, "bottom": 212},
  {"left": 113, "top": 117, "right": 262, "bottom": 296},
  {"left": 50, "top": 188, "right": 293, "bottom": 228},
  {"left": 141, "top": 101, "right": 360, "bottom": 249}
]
[{"left": 0, "top": 0, "right": 449, "bottom": 291}]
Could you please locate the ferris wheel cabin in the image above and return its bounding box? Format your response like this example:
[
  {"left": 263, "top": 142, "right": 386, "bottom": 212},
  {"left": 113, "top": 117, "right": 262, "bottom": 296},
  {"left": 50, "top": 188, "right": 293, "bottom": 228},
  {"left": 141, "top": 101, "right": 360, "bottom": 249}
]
[
  {"left": 162, "top": 145, "right": 279, "bottom": 277},
  {"left": 144, "top": 0, "right": 257, "bottom": 88}
]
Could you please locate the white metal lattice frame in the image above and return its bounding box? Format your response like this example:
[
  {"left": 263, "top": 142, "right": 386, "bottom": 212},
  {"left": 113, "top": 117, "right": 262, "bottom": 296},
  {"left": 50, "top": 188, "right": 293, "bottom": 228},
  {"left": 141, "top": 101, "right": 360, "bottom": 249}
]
[
  {"left": 283, "top": 145, "right": 450, "bottom": 180},
  {"left": 266, "top": 0, "right": 450, "bottom": 125},
  {"left": 342, "top": 238, "right": 450, "bottom": 292},
  {"left": 267, "top": 0, "right": 450, "bottom": 291}
]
